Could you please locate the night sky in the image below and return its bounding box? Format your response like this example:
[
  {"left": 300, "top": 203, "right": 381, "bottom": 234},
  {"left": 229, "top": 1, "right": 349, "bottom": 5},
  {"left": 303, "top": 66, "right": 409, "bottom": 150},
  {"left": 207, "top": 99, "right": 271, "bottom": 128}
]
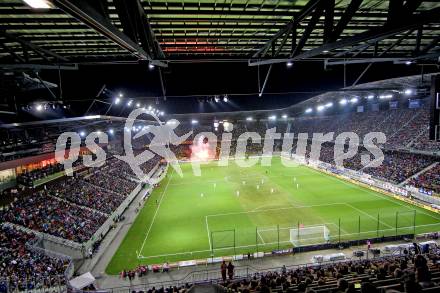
[{"left": 6, "top": 60, "right": 432, "bottom": 122}]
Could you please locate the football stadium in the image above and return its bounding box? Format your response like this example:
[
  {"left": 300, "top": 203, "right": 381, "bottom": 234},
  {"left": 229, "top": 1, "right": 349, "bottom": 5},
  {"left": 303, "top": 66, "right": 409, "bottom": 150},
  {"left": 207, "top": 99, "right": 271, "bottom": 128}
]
[{"left": 1, "top": 1, "right": 440, "bottom": 293}]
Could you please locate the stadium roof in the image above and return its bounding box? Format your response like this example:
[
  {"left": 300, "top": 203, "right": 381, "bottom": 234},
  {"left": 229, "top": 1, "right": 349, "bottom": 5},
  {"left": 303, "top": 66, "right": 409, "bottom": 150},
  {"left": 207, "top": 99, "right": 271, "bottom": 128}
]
[{"left": 1, "top": 0, "right": 440, "bottom": 67}]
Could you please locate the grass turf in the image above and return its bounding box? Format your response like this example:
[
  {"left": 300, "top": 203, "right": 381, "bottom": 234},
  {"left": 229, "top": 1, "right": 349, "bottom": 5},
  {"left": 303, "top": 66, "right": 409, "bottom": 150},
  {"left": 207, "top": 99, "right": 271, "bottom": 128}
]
[{"left": 106, "top": 157, "right": 440, "bottom": 274}]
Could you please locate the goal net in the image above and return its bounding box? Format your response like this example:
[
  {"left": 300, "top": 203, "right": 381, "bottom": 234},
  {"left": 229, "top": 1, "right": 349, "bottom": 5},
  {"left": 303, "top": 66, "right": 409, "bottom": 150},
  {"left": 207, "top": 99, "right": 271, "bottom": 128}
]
[{"left": 290, "top": 225, "right": 330, "bottom": 246}]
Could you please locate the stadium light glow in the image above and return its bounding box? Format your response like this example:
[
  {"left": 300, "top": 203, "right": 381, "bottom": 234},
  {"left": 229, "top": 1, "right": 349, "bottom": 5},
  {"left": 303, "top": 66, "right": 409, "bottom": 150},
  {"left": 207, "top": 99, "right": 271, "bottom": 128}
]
[
  {"left": 223, "top": 96, "right": 228, "bottom": 102},
  {"left": 23, "top": 0, "right": 52, "bottom": 9},
  {"left": 246, "top": 117, "right": 253, "bottom": 121},
  {"left": 379, "top": 94, "right": 393, "bottom": 99},
  {"left": 404, "top": 89, "right": 414, "bottom": 96},
  {"left": 136, "top": 103, "right": 140, "bottom": 107},
  {"left": 339, "top": 99, "right": 348, "bottom": 105},
  {"left": 317, "top": 105, "right": 325, "bottom": 112},
  {"left": 258, "top": 93, "right": 262, "bottom": 97},
  {"left": 127, "top": 100, "right": 133, "bottom": 106},
  {"left": 148, "top": 105, "right": 152, "bottom": 110},
  {"left": 96, "top": 130, "right": 102, "bottom": 134},
  {"left": 108, "top": 128, "right": 114, "bottom": 134},
  {"left": 213, "top": 122, "right": 219, "bottom": 128},
  {"left": 286, "top": 61, "right": 293, "bottom": 67},
  {"left": 325, "top": 102, "right": 333, "bottom": 108},
  {"left": 367, "top": 95, "right": 375, "bottom": 100},
  {"left": 282, "top": 114, "right": 288, "bottom": 119},
  {"left": 160, "top": 111, "right": 164, "bottom": 116},
  {"left": 79, "top": 131, "right": 86, "bottom": 137},
  {"left": 268, "top": 115, "right": 277, "bottom": 121},
  {"left": 350, "top": 97, "right": 358, "bottom": 103},
  {"left": 405, "top": 60, "right": 413, "bottom": 65},
  {"left": 35, "top": 104, "right": 43, "bottom": 111},
  {"left": 191, "top": 119, "right": 198, "bottom": 124},
  {"left": 114, "top": 97, "right": 121, "bottom": 104},
  {"left": 149, "top": 63, "right": 155, "bottom": 70},
  {"left": 305, "top": 108, "right": 313, "bottom": 113},
  {"left": 214, "top": 96, "right": 220, "bottom": 103}
]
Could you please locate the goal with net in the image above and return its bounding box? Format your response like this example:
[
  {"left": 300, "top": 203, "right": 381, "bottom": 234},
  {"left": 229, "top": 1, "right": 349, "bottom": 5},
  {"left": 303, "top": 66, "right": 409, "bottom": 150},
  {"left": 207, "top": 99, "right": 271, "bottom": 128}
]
[{"left": 290, "top": 225, "right": 330, "bottom": 246}]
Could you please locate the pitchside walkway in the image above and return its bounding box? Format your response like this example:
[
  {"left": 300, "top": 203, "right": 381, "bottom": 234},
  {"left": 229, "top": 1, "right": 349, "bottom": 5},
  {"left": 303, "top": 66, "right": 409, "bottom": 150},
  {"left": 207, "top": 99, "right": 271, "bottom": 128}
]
[{"left": 77, "top": 185, "right": 437, "bottom": 291}]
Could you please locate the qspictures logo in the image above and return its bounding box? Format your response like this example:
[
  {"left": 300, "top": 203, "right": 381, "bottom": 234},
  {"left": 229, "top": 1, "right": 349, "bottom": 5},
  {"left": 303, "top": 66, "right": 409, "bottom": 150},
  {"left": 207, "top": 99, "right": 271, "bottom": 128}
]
[{"left": 55, "top": 109, "right": 387, "bottom": 185}]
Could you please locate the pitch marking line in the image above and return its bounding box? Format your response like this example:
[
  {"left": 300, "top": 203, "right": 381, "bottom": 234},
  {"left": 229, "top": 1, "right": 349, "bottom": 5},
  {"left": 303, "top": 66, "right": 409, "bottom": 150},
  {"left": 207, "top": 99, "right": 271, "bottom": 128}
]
[
  {"left": 306, "top": 166, "right": 440, "bottom": 222},
  {"left": 205, "top": 216, "right": 212, "bottom": 251},
  {"left": 137, "top": 170, "right": 174, "bottom": 258},
  {"left": 137, "top": 222, "right": 440, "bottom": 260},
  {"left": 256, "top": 230, "right": 267, "bottom": 244},
  {"left": 344, "top": 203, "right": 393, "bottom": 229},
  {"left": 206, "top": 203, "right": 348, "bottom": 218}
]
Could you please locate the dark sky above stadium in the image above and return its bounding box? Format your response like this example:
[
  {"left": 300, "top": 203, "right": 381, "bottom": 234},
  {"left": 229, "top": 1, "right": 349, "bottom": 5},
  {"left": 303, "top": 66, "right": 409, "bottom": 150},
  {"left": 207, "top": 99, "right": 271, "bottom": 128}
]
[{"left": 20, "top": 61, "right": 432, "bottom": 118}]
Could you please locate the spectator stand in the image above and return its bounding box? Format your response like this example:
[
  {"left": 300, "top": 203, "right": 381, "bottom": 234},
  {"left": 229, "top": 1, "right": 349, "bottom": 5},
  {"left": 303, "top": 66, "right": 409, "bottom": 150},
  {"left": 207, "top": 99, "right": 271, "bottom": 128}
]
[{"left": 0, "top": 223, "right": 74, "bottom": 293}]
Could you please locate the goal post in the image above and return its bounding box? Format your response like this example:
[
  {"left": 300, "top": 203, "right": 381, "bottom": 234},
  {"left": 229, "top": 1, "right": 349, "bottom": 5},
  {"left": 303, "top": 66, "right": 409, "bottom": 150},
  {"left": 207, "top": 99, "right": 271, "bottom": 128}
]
[{"left": 290, "top": 225, "right": 330, "bottom": 246}]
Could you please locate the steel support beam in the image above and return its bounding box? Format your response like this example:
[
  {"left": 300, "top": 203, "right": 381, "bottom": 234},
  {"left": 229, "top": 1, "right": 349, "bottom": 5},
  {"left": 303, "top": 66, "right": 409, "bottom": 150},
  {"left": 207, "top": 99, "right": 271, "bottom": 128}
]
[
  {"left": 0, "top": 64, "right": 78, "bottom": 71},
  {"left": 250, "top": 0, "right": 324, "bottom": 59},
  {"left": 323, "top": 0, "right": 335, "bottom": 43},
  {"left": 113, "top": 0, "right": 165, "bottom": 62},
  {"left": 1, "top": 31, "right": 68, "bottom": 62},
  {"left": 53, "top": 0, "right": 167, "bottom": 67},
  {"left": 330, "top": 0, "right": 364, "bottom": 42},
  {"left": 251, "top": 6, "right": 440, "bottom": 66},
  {"left": 291, "top": 3, "right": 325, "bottom": 57}
]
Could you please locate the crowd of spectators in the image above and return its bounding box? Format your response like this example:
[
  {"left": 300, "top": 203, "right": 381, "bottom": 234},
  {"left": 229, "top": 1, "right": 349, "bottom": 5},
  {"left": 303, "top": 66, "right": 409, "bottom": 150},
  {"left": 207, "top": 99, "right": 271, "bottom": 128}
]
[
  {"left": 128, "top": 249, "right": 440, "bottom": 293},
  {"left": 221, "top": 252, "right": 440, "bottom": 292},
  {"left": 408, "top": 164, "right": 440, "bottom": 195},
  {"left": 0, "top": 225, "right": 69, "bottom": 292},
  {"left": 0, "top": 193, "right": 107, "bottom": 243},
  {"left": 49, "top": 177, "right": 126, "bottom": 214}
]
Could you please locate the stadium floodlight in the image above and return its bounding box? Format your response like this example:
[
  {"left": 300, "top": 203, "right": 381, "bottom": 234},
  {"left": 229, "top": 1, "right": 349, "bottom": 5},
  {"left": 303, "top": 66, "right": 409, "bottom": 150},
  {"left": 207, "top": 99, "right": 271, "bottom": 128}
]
[
  {"left": 367, "top": 95, "right": 375, "bottom": 100},
  {"left": 325, "top": 102, "right": 333, "bottom": 108},
  {"left": 286, "top": 61, "right": 293, "bottom": 68},
  {"left": 268, "top": 115, "right": 276, "bottom": 121},
  {"left": 79, "top": 131, "right": 86, "bottom": 137},
  {"left": 35, "top": 104, "right": 43, "bottom": 111},
  {"left": 108, "top": 128, "right": 114, "bottom": 134},
  {"left": 404, "top": 89, "right": 414, "bottom": 96},
  {"left": 305, "top": 108, "right": 313, "bottom": 113},
  {"left": 405, "top": 60, "right": 413, "bottom": 65},
  {"left": 258, "top": 93, "right": 262, "bottom": 97},
  {"left": 118, "top": 92, "right": 123, "bottom": 98},
  {"left": 23, "top": 0, "right": 52, "bottom": 9},
  {"left": 191, "top": 119, "right": 198, "bottom": 124},
  {"left": 114, "top": 97, "right": 121, "bottom": 104},
  {"left": 136, "top": 103, "right": 140, "bottom": 107},
  {"left": 96, "top": 130, "right": 102, "bottom": 134},
  {"left": 148, "top": 105, "right": 152, "bottom": 110},
  {"left": 160, "top": 111, "right": 164, "bottom": 116},
  {"left": 223, "top": 96, "right": 228, "bottom": 102},
  {"left": 127, "top": 100, "right": 133, "bottom": 106},
  {"left": 246, "top": 117, "right": 253, "bottom": 121},
  {"left": 350, "top": 97, "right": 358, "bottom": 103},
  {"left": 214, "top": 96, "right": 220, "bottom": 103},
  {"left": 379, "top": 94, "right": 393, "bottom": 99},
  {"left": 339, "top": 99, "right": 348, "bottom": 105},
  {"left": 282, "top": 114, "right": 288, "bottom": 119},
  {"left": 149, "top": 63, "right": 155, "bottom": 70},
  {"left": 317, "top": 105, "right": 325, "bottom": 112}
]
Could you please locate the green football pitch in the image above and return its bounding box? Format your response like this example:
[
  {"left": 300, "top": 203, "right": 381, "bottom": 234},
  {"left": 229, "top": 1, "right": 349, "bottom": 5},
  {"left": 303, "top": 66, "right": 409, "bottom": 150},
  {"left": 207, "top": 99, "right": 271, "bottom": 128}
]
[{"left": 106, "top": 157, "right": 440, "bottom": 274}]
